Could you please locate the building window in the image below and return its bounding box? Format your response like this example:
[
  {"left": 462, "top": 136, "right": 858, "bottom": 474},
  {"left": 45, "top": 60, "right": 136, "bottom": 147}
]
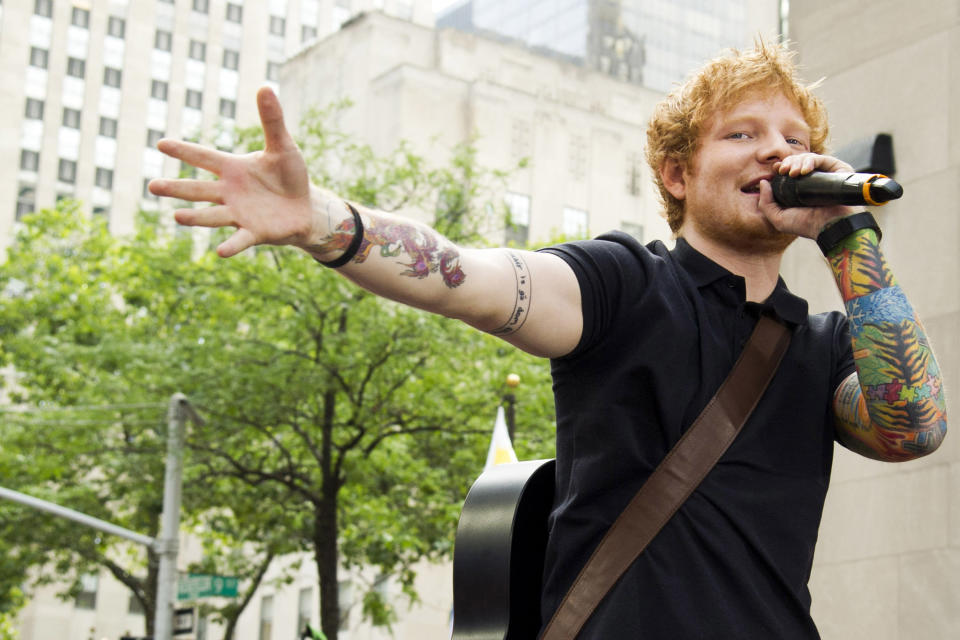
[
  {"left": 75, "top": 574, "right": 97, "bottom": 609},
  {"left": 223, "top": 49, "right": 240, "bottom": 70},
  {"left": 16, "top": 185, "right": 36, "bottom": 220},
  {"left": 147, "top": 129, "right": 164, "bottom": 147},
  {"left": 62, "top": 108, "right": 82, "bottom": 129},
  {"left": 185, "top": 89, "right": 203, "bottom": 109},
  {"left": 621, "top": 221, "right": 644, "bottom": 242},
  {"left": 226, "top": 3, "right": 243, "bottom": 22},
  {"left": 107, "top": 16, "right": 125, "bottom": 38},
  {"left": 93, "top": 206, "right": 108, "bottom": 217},
  {"left": 128, "top": 594, "right": 145, "bottom": 615},
  {"left": 99, "top": 117, "right": 118, "bottom": 138},
  {"left": 269, "top": 16, "right": 285, "bottom": 36},
  {"left": 95, "top": 167, "right": 114, "bottom": 190},
  {"left": 34, "top": 0, "right": 52, "bottom": 18},
  {"left": 71, "top": 7, "right": 90, "bottom": 27},
  {"left": 219, "top": 98, "right": 236, "bottom": 119},
  {"left": 58, "top": 159, "right": 78, "bottom": 184},
  {"left": 24, "top": 98, "right": 44, "bottom": 120},
  {"left": 302, "top": 25, "right": 318, "bottom": 42},
  {"left": 143, "top": 178, "right": 158, "bottom": 200},
  {"left": 20, "top": 150, "right": 40, "bottom": 172},
  {"left": 150, "top": 80, "right": 169, "bottom": 101},
  {"left": 258, "top": 595, "right": 273, "bottom": 640},
  {"left": 266, "top": 62, "right": 280, "bottom": 82},
  {"left": 193, "top": 0, "right": 209, "bottom": 13},
  {"left": 189, "top": 40, "right": 206, "bottom": 61},
  {"left": 297, "top": 588, "right": 312, "bottom": 637},
  {"left": 504, "top": 191, "right": 531, "bottom": 246},
  {"left": 562, "top": 206, "right": 589, "bottom": 238},
  {"left": 103, "top": 67, "right": 123, "bottom": 88},
  {"left": 29, "top": 47, "right": 49, "bottom": 69},
  {"left": 66, "top": 57, "right": 86, "bottom": 78},
  {"left": 338, "top": 581, "right": 352, "bottom": 632},
  {"left": 155, "top": 29, "right": 173, "bottom": 51}
]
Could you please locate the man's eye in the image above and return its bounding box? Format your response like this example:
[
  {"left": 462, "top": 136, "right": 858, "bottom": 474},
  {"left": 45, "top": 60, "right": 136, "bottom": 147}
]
[
  {"left": 786, "top": 137, "right": 806, "bottom": 147},
  {"left": 728, "top": 132, "right": 749, "bottom": 140}
]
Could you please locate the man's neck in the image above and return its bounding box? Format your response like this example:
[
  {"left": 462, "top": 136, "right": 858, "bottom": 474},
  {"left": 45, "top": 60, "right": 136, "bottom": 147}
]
[{"left": 679, "top": 228, "right": 784, "bottom": 302}]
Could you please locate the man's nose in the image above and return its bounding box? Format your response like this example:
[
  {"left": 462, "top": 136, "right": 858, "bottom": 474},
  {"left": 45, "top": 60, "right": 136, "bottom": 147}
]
[{"left": 757, "top": 134, "right": 792, "bottom": 163}]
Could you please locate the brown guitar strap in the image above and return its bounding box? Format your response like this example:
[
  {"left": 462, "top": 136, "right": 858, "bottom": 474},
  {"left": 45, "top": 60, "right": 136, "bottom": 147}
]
[{"left": 541, "top": 314, "right": 792, "bottom": 640}]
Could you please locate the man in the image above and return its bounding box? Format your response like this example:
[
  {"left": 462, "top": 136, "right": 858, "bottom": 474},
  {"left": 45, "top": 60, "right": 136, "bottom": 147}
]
[{"left": 150, "top": 40, "right": 946, "bottom": 638}]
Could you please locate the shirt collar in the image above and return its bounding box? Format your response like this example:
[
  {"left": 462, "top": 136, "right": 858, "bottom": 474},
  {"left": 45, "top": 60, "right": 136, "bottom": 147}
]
[{"left": 671, "top": 237, "right": 809, "bottom": 326}]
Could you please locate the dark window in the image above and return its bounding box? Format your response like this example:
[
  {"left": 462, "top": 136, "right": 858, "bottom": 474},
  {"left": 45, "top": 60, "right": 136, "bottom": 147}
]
[
  {"left": 103, "top": 67, "right": 123, "bottom": 88},
  {"left": 189, "top": 40, "right": 206, "bottom": 61},
  {"left": 107, "top": 16, "right": 125, "bottom": 38},
  {"left": 24, "top": 98, "right": 44, "bottom": 120},
  {"left": 143, "top": 178, "right": 158, "bottom": 200},
  {"left": 58, "top": 159, "right": 77, "bottom": 184},
  {"left": 20, "top": 150, "right": 40, "bottom": 172},
  {"left": 222, "top": 49, "right": 239, "bottom": 70},
  {"left": 29, "top": 47, "right": 48, "bottom": 69},
  {"left": 16, "top": 185, "right": 36, "bottom": 220},
  {"left": 93, "top": 206, "right": 108, "bottom": 217},
  {"left": 71, "top": 7, "right": 90, "bottom": 27},
  {"left": 269, "top": 16, "right": 285, "bottom": 36},
  {"left": 151, "top": 80, "right": 169, "bottom": 101},
  {"left": 99, "top": 117, "right": 118, "bottom": 138},
  {"left": 302, "top": 25, "right": 317, "bottom": 42},
  {"left": 62, "top": 108, "right": 82, "bottom": 129},
  {"left": 155, "top": 29, "right": 172, "bottom": 51},
  {"left": 266, "top": 62, "right": 280, "bottom": 82},
  {"left": 192, "top": 0, "right": 209, "bottom": 13},
  {"left": 185, "top": 89, "right": 203, "bottom": 109},
  {"left": 147, "top": 129, "right": 164, "bottom": 147},
  {"left": 34, "top": 0, "right": 52, "bottom": 18},
  {"left": 219, "top": 98, "right": 236, "bottom": 119},
  {"left": 226, "top": 3, "right": 243, "bottom": 22},
  {"left": 66, "top": 57, "right": 86, "bottom": 78},
  {"left": 95, "top": 167, "right": 114, "bottom": 190}
]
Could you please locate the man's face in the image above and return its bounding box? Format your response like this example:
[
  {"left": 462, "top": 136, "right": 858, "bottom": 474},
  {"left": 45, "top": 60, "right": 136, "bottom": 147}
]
[{"left": 678, "top": 92, "right": 811, "bottom": 254}]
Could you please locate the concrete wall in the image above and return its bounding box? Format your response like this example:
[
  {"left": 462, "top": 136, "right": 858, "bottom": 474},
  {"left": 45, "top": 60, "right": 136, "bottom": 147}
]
[{"left": 780, "top": 3, "right": 960, "bottom": 638}]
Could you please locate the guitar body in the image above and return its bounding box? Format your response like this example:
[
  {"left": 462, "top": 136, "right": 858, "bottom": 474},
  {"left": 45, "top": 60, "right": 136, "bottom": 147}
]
[{"left": 452, "top": 459, "right": 556, "bottom": 640}]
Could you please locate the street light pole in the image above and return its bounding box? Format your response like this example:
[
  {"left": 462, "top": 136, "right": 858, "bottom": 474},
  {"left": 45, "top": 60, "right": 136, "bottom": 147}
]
[{"left": 155, "top": 393, "right": 203, "bottom": 640}]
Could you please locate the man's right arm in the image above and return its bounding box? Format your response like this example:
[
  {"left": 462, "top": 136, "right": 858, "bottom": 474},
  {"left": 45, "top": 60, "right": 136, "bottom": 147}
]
[{"left": 149, "top": 87, "right": 582, "bottom": 359}]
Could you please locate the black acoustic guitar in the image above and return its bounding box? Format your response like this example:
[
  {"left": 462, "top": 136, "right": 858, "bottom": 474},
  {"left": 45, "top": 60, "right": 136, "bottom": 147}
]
[{"left": 451, "top": 459, "right": 556, "bottom": 640}]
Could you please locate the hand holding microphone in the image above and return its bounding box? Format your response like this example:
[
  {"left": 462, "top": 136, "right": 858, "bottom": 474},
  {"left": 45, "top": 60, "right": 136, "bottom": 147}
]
[{"left": 770, "top": 171, "right": 903, "bottom": 208}]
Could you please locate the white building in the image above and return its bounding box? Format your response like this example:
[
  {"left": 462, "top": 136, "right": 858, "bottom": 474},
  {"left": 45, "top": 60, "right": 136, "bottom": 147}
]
[{"left": 0, "top": 0, "right": 433, "bottom": 248}]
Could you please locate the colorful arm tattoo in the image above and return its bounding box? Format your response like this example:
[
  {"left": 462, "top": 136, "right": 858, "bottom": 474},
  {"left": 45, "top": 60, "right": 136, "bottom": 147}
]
[
  {"left": 828, "top": 228, "right": 947, "bottom": 460},
  {"left": 315, "top": 213, "right": 466, "bottom": 289},
  {"left": 491, "top": 251, "right": 532, "bottom": 336}
]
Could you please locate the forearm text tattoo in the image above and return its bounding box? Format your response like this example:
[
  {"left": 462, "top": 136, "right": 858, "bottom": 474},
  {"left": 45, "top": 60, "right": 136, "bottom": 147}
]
[
  {"left": 491, "top": 252, "right": 531, "bottom": 336},
  {"left": 828, "top": 229, "right": 947, "bottom": 459}
]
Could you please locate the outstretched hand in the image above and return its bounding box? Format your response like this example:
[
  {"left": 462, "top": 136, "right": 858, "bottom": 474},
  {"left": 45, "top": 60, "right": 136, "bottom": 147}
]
[
  {"left": 756, "top": 152, "right": 858, "bottom": 240},
  {"left": 149, "top": 87, "right": 324, "bottom": 257}
]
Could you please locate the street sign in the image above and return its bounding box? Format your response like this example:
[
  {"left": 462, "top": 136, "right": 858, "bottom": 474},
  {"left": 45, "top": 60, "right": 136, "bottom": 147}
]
[
  {"left": 177, "top": 573, "right": 239, "bottom": 600},
  {"left": 174, "top": 607, "right": 194, "bottom": 636}
]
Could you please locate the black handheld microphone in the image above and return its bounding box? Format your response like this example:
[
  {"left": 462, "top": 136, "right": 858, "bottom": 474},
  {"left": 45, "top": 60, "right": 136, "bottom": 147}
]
[{"left": 770, "top": 172, "right": 903, "bottom": 208}]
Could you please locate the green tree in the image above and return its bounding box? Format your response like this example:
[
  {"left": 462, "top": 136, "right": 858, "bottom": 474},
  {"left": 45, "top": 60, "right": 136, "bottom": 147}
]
[{"left": 1, "top": 104, "right": 555, "bottom": 639}]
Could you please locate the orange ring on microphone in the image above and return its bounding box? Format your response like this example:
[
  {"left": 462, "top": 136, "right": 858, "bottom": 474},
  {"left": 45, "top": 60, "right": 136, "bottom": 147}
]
[{"left": 862, "top": 174, "right": 887, "bottom": 207}]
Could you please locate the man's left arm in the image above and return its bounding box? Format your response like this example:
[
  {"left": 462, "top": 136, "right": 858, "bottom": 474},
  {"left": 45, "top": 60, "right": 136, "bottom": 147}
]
[
  {"left": 826, "top": 226, "right": 947, "bottom": 461},
  {"left": 760, "top": 153, "right": 947, "bottom": 462}
]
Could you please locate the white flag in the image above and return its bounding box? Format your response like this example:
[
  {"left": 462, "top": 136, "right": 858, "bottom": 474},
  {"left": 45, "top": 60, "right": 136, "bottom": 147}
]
[{"left": 484, "top": 406, "right": 518, "bottom": 469}]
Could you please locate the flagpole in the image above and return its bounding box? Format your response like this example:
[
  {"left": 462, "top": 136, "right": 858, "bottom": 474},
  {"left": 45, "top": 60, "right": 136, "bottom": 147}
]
[{"left": 503, "top": 373, "right": 520, "bottom": 441}]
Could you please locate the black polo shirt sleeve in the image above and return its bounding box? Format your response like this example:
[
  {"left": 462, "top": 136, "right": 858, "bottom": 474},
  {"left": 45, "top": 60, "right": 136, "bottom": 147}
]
[{"left": 539, "top": 231, "right": 658, "bottom": 359}]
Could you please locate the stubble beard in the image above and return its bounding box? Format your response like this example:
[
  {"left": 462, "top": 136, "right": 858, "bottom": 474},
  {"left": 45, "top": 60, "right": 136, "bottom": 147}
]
[{"left": 688, "top": 202, "right": 797, "bottom": 256}]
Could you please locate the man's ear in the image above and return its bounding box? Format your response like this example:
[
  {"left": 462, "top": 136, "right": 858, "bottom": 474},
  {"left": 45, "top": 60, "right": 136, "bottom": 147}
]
[{"left": 660, "top": 157, "right": 686, "bottom": 200}]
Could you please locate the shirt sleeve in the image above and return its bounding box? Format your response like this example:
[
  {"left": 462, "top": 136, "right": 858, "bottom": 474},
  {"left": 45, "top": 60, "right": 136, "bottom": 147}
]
[{"left": 539, "top": 231, "right": 655, "bottom": 359}]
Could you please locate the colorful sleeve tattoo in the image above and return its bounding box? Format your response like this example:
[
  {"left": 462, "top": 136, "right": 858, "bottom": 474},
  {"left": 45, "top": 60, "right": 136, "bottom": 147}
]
[
  {"left": 320, "top": 214, "right": 466, "bottom": 288},
  {"left": 828, "top": 228, "right": 947, "bottom": 460}
]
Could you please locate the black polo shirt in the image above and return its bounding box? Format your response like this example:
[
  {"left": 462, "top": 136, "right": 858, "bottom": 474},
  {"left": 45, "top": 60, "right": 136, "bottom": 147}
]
[{"left": 539, "top": 233, "right": 855, "bottom": 639}]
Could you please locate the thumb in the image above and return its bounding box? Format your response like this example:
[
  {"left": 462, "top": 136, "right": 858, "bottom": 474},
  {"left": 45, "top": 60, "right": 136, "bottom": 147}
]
[{"left": 217, "top": 228, "right": 257, "bottom": 258}]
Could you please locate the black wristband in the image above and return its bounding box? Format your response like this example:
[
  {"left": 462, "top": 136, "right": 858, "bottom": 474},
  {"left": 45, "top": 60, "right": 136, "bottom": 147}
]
[
  {"left": 315, "top": 202, "right": 364, "bottom": 268},
  {"left": 816, "top": 211, "right": 882, "bottom": 255}
]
